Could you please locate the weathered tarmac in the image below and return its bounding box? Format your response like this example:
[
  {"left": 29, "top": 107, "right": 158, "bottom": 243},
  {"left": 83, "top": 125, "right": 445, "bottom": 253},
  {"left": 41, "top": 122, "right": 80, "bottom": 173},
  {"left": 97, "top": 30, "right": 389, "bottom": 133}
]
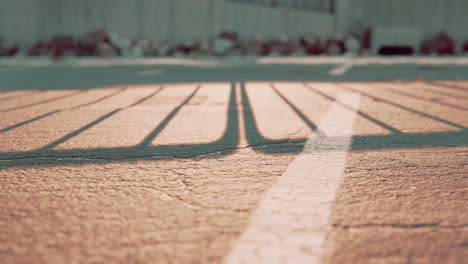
[{"left": 0, "top": 61, "right": 467, "bottom": 263}]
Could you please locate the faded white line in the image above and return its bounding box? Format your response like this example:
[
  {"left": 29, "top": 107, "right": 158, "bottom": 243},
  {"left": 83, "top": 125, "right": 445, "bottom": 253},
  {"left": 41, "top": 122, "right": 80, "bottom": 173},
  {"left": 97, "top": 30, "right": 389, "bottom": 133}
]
[
  {"left": 328, "top": 60, "right": 353, "bottom": 76},
  {"left": 224, "top": 92, "right": 361, "bottom": 264}
]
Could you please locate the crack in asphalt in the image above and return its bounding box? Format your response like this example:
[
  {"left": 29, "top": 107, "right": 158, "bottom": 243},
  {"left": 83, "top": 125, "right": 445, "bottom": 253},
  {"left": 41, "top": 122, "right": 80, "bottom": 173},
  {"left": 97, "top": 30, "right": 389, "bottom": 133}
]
[{"left": 139, "top": 185, "right": 249, "bottom": 212}]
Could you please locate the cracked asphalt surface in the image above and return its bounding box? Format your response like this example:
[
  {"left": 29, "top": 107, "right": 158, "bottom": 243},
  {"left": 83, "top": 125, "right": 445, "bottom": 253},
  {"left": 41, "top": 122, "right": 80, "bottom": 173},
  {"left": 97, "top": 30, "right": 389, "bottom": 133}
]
[{"left": 0, "top": 61, "right": 467, "bottom": 264}]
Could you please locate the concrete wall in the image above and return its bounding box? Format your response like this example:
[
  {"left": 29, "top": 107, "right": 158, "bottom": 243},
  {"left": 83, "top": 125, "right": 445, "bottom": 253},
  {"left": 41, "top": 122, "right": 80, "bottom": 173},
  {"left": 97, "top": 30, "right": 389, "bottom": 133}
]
[
  {"left": 2, "top": 0, "right": 467, "bottom": 49},
  {"left": 336, "top": 0, "right": 468, "bottom": 42},
  {"left": 0, "top": 0, "right": 334, "bottom": 47}
]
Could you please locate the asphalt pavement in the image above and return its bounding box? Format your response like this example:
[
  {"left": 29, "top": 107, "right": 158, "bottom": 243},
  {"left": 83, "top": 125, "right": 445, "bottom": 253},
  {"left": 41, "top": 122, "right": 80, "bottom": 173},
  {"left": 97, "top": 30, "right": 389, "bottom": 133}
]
[{"left": 0, "top": 58, "right": 467, "bottom": 264}]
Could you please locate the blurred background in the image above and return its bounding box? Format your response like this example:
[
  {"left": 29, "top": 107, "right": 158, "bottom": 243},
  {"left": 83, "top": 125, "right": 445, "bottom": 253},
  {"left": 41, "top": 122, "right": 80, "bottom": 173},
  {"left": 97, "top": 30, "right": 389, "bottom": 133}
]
[{"left": 1, "top": 0, "right": 468, "bottom": 58}]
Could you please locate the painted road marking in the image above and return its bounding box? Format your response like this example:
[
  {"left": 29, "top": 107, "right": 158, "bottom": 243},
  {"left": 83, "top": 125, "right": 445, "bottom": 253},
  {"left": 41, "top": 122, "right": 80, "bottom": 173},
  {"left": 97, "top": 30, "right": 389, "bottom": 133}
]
[
  {"left": 224, "top": 92, "right": 361, "bottom": 264},
  {"left": 328, "top": 60, "right": 353, "bottom": 76}
]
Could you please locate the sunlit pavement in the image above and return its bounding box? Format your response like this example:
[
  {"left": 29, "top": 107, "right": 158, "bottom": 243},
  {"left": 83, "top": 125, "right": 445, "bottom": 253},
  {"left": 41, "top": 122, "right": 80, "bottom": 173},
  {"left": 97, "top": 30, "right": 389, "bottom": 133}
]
[{"left": 0, "top": 59, "right": 467, "bottom": 263}]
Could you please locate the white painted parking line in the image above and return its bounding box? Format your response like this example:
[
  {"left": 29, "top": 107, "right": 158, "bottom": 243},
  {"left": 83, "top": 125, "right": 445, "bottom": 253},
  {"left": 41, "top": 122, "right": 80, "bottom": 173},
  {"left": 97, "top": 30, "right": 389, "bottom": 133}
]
[
  {"left": 328, "top": 60, "right": 353, "bottom": 76},
  {"left": 224, "top": 92, "right": 361, "bottom": 264}
]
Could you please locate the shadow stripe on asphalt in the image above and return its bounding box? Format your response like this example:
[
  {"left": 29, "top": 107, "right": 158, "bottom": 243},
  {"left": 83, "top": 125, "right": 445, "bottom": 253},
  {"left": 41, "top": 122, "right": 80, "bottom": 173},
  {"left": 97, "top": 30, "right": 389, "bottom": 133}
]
[
  {"left": 40, "top": 86, "right": 165, "bottom": 151},
  {"left": 376, "top": 83, "right": 468, "bottom": 111},
  {"left": 0, "top": 90, "right": 41, "bottom": 102},
  {"left": 0, "top": 87, "right": 127, "bottom": 135},
  {"left": 303, "top": 83, "right": 402, "bottom": 135},
  {"left": 338, "top": 83, "right": 467, "bottom": 131},
  {"left": 1, "top": 82, "right": 467, "bottom": 169},
  {"left": 0, "top": 89, "right": 87, "bottom": 113}
]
